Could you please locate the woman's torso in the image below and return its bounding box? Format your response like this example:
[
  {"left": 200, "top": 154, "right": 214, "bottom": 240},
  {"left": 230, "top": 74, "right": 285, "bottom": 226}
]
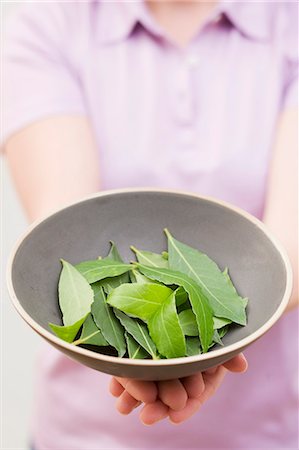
[{"left": 4, "top": 2, "right": 298, "bottom": 448}]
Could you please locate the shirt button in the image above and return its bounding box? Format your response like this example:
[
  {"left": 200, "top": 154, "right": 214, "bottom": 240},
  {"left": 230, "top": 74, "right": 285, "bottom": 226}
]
[{"left": 186, "top": 54, "right": 200, "bottom": 68}]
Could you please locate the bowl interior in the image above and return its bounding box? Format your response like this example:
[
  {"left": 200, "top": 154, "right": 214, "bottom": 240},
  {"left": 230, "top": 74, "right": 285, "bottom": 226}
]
[{"left": 11, "top": 191, "right": 287, "bottom": 350}]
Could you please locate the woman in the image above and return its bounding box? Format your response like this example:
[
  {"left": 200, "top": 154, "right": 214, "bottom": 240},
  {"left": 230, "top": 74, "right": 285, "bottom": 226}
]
[{"left": 3, "top": 1, "right": 298, "bottom": 449}]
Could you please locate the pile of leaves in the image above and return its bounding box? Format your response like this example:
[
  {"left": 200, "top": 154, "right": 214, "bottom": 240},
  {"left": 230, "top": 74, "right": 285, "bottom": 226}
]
[{"left": 49, "top": 229, "right": 248, "bottom": 359}]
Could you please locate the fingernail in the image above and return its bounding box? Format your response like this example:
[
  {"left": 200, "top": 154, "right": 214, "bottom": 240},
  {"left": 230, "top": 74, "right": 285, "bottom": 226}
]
[
  {"left": 140, "top": 417, "right": 163, "bottom": 426},
  {"left": 239, "top": 353, "right": 248, "bottom": 371},
  {"left": 240, "top": 353, "right": 247, "bottom": 362}
]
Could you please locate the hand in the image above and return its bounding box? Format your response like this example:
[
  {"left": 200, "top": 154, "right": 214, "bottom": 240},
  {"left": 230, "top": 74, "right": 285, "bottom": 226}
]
[{"left": 109, "top": 353, "right": 248, "bottom": 425}]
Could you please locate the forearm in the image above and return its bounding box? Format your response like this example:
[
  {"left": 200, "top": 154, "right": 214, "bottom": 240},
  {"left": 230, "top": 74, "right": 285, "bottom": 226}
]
[
  {"left": 4, "top": 116, "right": 101, "bottom": 223},
  {"left": 263, "top": 109, "right": 298, "bottom": 313}
]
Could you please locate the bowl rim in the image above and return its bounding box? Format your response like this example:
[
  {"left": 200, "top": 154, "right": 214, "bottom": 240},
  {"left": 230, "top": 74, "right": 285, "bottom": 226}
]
[{"left": 6, "top": 188, "right": 293, "bottom": 367}]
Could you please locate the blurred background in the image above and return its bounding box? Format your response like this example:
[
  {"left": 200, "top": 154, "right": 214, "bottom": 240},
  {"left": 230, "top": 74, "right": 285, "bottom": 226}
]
[{"left": 2, "top": 2, "right": 40, "bottom": 449}]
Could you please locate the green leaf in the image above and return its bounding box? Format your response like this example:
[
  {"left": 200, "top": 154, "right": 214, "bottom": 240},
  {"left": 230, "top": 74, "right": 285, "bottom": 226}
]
[
  {"left": 73, "top": 313, "right": 108, "bottom": 346},
  {"left": 218, "top": 324, "right": 230, "bottom": 339},
  {"left": 98, "top": 242, "right": 131, "bottom": 294},
  {"left": 107, "top": 283, "right": 174, "bottom": 322},
  {"left": 136, "top": 264, "right": 214, "bottom": 353},
  {"left": 131, "top": 269, "right": 159, "bottom": 285},
  {"left": 213, "top": 316, "right": 232, "bottom": 329},
  {"left": 49, "top": 315, "right": 87, "bottom": 343},
  {"left": 223, "top": 268, "right": 248, "bottom": 308},
  {"left": 98, "top": 278, "right": 123, "bottom": 295},
  {"left": 91, "top": 283, "right": 126, "bottom": 357},
  {"left": 212, "top": 330, "right": 224, "bottom": 346},
  {"left": 175, "top": 286, "right": 188, "bottom": 307},
  {"left": 129, "top": 270, "right": 137, "bottom": 283},
  {"left": 186, "top": 337, "right": 202, "bottom": 356},
  {"left": 165, "top": 229, "right": 247, "bottom": 325},
  {"left": 179, "top": 309, "right": 231, "bottom": 338},
  {"left": 179, "top": 309, "right": 199, "bottom": 336},
  {"left": 162, "top": 251, "right": 169, "bottom": 260},
  {"left": 114, "top": 310, "right": 157, "bottom": 359},
  {"left": 131, "top": 246, "right": 169, "bottom": 268},
  {"left": 148, "top": 290, "right": 186, "bottom": 358},
  {"left": 177, "top": 299, "right": 191, "bottom": 314},
  {"left": 107, "top": 241, "right": 124, "bottom": 262},
  {"left": 75, "top": 258, "right": 132, "bottom": 284},
  {"left": 124, "top": 332, "right": 150, "bottom": 359},
  {"left": 58, "top": 259, "right": 94, "bottom": 326}
]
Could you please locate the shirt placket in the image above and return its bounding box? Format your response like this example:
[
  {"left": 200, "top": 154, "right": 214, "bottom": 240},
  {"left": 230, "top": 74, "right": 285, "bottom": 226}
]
[{"left": 171, "top": 51, "right": 201, "bottom": 170}]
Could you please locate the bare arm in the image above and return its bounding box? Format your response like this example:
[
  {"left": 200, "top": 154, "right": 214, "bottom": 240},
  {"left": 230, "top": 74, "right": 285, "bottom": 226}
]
[
  {"left": 4, "top": 116, "right": 100, "bottom": 222},
  {"left": 263, "top": 109, "right": 298, "bottom": 312}
]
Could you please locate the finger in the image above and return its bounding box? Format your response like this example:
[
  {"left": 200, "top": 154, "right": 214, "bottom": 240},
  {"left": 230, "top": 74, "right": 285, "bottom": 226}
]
[
  {"left": 116, "top": 391, "right": 142, "bottom": 415},
  {"left": 158, "top": 379, "right": 188, "bottom": 411},
  {"left": 180, "top": 373, "right": 205, "bottom": 399},
  {"left": 204, "top": 366, "right": 218, "bottom": 375},
  {"left": 222, "top": 353, "right": 248, "bottom": 373},
  {"left": 169, "top": 367, "right": 227, "bottom": 424},
  {"left": 115, "top": 377, "right": 158, "bottom": 403},
  {"left": 169, "top": 398, "right": 201, "bottom": 424},
  {"left": 200, "top": 366, "right": 227, "bottom": 403},
  {"left": 109, "top": 378, "right": 125, "bottom": 397},
  {"left": 140, "top": 400, "right": 169, "bottom": 425}
]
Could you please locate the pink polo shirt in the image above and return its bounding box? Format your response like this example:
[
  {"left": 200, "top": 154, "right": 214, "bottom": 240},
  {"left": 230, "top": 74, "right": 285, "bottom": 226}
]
[{"left": 3, "top": 1, "right": 298, "bottom": 449}]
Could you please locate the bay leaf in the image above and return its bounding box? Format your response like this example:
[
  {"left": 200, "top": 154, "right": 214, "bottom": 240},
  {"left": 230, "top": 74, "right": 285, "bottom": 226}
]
[
  {"left": 75, "top": 258, "right": 132, "bottom": 284},
  {"left": 179, "top": 309, "right": 198, "bottom": 336},
  {"left": 73, "top": 313, "right": 108, "bottom": 346},
  {"left": 218, "top": 324, "right": 230, "bottom": 339},
  {"left": 98, "top": 241, "right": 131, "bottom": 294},
  {"left": 107, "top": 283, "right": 174, "bottom": 322},
  {"left": 49, "top": 315, "right": 86, "bottom": 343},
  {"left": 131, "top": 269, "right": 159, "bottom": 285},
  {"left": 114, "top": 310, "right": 157, "bottom": 359},
  {"left": 107, "top": 240, "right": 124, "bottom": 262},
  {"left": 179, "top": 309, "right": 232, "bottom": 336},
  {"left": 131, "top": 246, "right": 169, "bottom": 268},
  {"left": 58, "top": 259, "right": 94, "bottom": 326},
  {"left": 148, "top": 290, "right": 186, "bottom": 358},
  {"left": 125, "top": 332, "right": 150, "bottom": 359},
  {"left": 212, "top": 330, "right": 224, "bottom": 346},
  {"left": 91, "top": 283, "right": 126, "bottom": 357},
  {"left": 175, "top": 286, "right": 188, "bottom": 307},
  {"left": 98, "top": 278, "right": 123, "bottom": 295},
  {"left": 186, "top": 337, "right": 202, "bottom": 356},
  {"left": 179, "top": 308, "right": 231, "bottom": 336},
  {"left": 165, "top": 229, "right": 247, "bottom": 325},
  {"left": 213, "top": 316, "right": 232, "bottom": 329},
  {"left": 223, "top": 268, "right": 248, "bottom": 308},
  {"left": 162, "top": 251, "right": 169, "bottom": 260},
  {"left": 136, "top": 264, "right": 214, "bottom": 352}
]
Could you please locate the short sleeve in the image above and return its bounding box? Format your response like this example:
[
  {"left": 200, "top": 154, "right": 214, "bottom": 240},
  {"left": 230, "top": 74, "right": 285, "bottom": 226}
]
[
  {"left": 2, "top": 4, "right": 86, "bottom": 146},
  {"left": 280, "top": 3, "right": 298, "bottom": 110}
]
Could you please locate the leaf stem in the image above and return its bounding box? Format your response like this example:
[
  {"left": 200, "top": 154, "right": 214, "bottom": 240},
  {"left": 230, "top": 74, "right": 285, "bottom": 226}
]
[
  {"left": 163, "top": 228, "right": 171, "bottom": 238},
  {"left": 130, "top": 245, "right": 139, "bottom": 255},
  {"left": 72, "top": 330, "right": 101, "bottom": 346}
]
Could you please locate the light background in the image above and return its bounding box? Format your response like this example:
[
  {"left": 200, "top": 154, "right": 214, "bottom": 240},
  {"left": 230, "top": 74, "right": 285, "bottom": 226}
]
[{"left": 2, "top": 2, "right": 40, "bottom": 449}]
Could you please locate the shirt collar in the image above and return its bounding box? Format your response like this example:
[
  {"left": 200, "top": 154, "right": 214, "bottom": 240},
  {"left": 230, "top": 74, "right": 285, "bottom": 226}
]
[
  {"left": 95, "top": 0, "right": 273, "bottom": 45},
  {"left": 220, "top": 1, "right": 274, "bottom": 41}
]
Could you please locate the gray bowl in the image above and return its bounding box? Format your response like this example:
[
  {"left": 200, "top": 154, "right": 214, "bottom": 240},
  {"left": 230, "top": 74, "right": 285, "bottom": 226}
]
[{"left": 7, "top": 189, "right": 292, "bottom": 380}]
